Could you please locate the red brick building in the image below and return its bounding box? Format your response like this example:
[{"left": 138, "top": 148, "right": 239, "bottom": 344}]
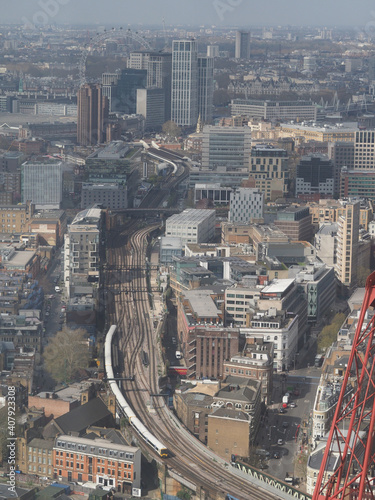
[{"left": 53, "top": 435, "right": 141, "bottom": 494}]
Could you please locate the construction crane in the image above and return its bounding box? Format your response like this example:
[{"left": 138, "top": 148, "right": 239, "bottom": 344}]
[{"left": 312, "top": 272, "right": 375, "bottom": 500}]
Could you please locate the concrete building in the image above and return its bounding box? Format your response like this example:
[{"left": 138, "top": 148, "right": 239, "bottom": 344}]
[
  {"left": 296, "top": 154, "right": 335, "bottom": 196},
  {"left": 279, "top": 123, "right": 357, "bottom": 143},
  {"left": 207, "top": 45, "right": 219, "bottom": 58},
  {"left": 29, "top": 209, "right": 67, "bottom": 247},
  {"left": 198, "top": 56, "right": 214, "bottom": 124},
  {"left": 231, "top": 99, "right": 317, "bottom": 122},
  {"left": 303, "top": 56, "right": 317, "bottom": 72},
  {"left": 171, "top": 39, "right": 198, "bottom": 127},
  {"left": 0, "top": 310, "right": 43, "bottom": 353},
  {"left": 115, "top": 69, "right": 147, "bottom": 115},
  {"left": 173, "top": 387, "right": 214, "bottom": 444},
  {"left": 208, "top": 408, "right": 252, "bottom": 460},
  {"left": 249, "top": 144, "right": 289, "bottom": 201},
  {"left": 64, "top": 208, "right": 104, "bottom": 298},
  {"left": 340, "top": 168, "right": 375, "bottom": 200},
  {"left": 274, "top": 206, "right": 313, "bottom": 242},
  {"left": 183, "top": 325, "right": 240, "bottom": 380},
  {"left": 77, "top": 84, "right": 109, "bottom": 146},
  {"left": 309, "top": 199, "right": 373, "bottom": 231},
  {"left": 314, "top": 223, "right": 338, "bottom": 267},
  {"left": 335, "top": 200, "right": 359, "bottom": 288},
  {"left": 291, "top": 263, "right": 336, "bottom": 323},
  {"left": 136, "top": 87, "right": 165, "bottom": 131},
  {"left": 102, "top": 72, "right": 119, "bottom": 112},
  {"left": 27, "top": 381, "right": 100, "bottom": 418},
  {"left": 81, "top": 183, "right": 128, "bottom": 209},
  {"left": 21, "top": 160, "right": 63, "bottom": 209},
  {"left": 159, "top": 236, "right": 183, "bottom": 264},
  {"left": 354, "top": 130, "right": 375, "bottom": 169},
  {"left": 229, "top": 188, "right": 264, "bottom": 224},
  {"left": 241, "top": 307, "right": 300, "bottom": 372},
  {"left": 224, "top": 285, "right": 261, "bottom": 327},
  {"left": 223, "top": 338, "right": 274, "bottom": 403},
  {"left": 327, "top": 141, "right": 355, "bottom": 195},
  {"left": 0, "top": 201, "right": 35, "bottom": 234},
  {"left": 189, "top": 165, "right": 250, "bottom": 189},
  {"left": 194, "top": 183, "right": 232, "bottom": 206},
  {"left": 235, "top": 30, "right": 250, "bottom": 60},
  {"left": 165, "top": 209, "right": 215, "bottom": 245},
  {"left": 202, "top": 125, "right": 251, "bottom": 171}
]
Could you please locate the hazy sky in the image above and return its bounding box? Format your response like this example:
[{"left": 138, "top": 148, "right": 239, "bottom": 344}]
[{"left": 5, "top": 0, "right": 375, "bottom": 29}]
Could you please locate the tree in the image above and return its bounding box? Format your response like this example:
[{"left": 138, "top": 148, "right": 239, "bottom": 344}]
[
  {"left": 357, "top": 266, "right": 371, "bottom": 287},
  {"left": 176, "top": 487, "right": 192, "bottom": 500},
  {"left": 162, "top": 121, "right": 181, "bottom": 138},
  {"left": 43, "top": 327, "right": 90, "bottom": 383},
  {"left": 213, "top": 89, "right": 230, "bottom": 107},
  {"left": 317, "top": 313, "right": 346, "bottom": 353}
]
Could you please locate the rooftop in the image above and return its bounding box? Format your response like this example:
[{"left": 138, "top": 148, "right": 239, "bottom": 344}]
[
  {"left": 209, "top": 407, "right": 250, "bottom": 421},
  {"left": 261, "top": 278, "right": 295, "bottom": 295},
  {"left": 183, "top": 289, "right": 221, "bottom": 319}
]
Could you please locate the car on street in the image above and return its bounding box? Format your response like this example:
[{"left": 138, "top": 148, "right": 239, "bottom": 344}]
[
  {"left": 273, "top": 452, "right": 281, "bottom": 459},
  {"left": 289, "top": 402, "right": 296, "bottom": 408},
  {"left": 282, "top": 421, "right": 289, "bottom": 428},
  {"left": 278, "top": 407, "right": 287, "bottom": 414},
  {"left": 277, "top": 438, "right": 284, "bottom": 445}
]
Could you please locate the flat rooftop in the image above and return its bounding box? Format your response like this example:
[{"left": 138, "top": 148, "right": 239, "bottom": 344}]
[
  {"left": 183, "top": 289, "right": 221, "bottom": 318},
  {"left": 261, "top": 278, "right": 295, "bottom": 295}
]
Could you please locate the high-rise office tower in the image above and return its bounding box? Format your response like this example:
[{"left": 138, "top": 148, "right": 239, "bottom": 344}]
[
  {"left": 147, "top": 53, "right": 172, "bottom": 121},
  {"left": 171, "top": 39, "right": 198, "bottom": 127},
  {"left": 77, "top": 84, "right": 108, "bottom": 146},
  {"left": 136, "top": 88, "right": 165, "bottom": 130},
  {"left": 115, "top": 69, "right": 147, "bottom": 115},
  {"left": 198, "top": 56, "right": 214, "bottom": 124},
  {"left": 235, "top": 30, "right": 250, "bottom": 60},
  {"left": 102, "top": 72, "right": 119, "bottom": 112},
  {"left": 335, "top": 200, "right": 359, "bottom": 288}
]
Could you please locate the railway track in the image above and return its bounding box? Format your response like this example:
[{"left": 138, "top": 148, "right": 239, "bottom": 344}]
[{"left": 105, "top": 221, "right": 280, "bottom": 500}]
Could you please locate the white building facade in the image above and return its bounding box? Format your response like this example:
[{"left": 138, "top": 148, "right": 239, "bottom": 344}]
[
  {"left": 171, "top": 39, "right": 198, "bottom": 127},
  {"left": 229, "top": 187, "right": 264, "bottom": 223},
  {"left": 165, "top": 209, "right": 215, "bottom": 245}
]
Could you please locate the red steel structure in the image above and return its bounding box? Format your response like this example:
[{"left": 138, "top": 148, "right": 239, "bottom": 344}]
[{"left": 312, "top": 272, "right": 375, "bottom": 500}]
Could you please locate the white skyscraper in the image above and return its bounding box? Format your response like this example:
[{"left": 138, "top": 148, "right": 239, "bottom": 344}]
[
  {"left": 171, "top": 39, "right": 198, "bottom": 127},
  {"left": 198, "top": 56, "right": 214, "bottom": 124}
]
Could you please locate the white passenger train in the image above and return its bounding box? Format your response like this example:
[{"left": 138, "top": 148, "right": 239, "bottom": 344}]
[{"left": 104, "top": 325, "right": 168, "bottom": 458}]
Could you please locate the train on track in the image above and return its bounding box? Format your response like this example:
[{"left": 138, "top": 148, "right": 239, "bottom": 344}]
[{"left": 104, "top": 325, "right": 168, "bottom": 458}]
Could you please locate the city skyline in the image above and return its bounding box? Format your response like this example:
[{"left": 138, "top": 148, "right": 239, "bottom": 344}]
[{"left": 3, "top": 0, "right": 375, "bottom": 28}]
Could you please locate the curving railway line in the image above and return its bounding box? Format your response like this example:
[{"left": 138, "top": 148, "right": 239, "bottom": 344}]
[{"left": 105, "top": 222, "right": 281, "bottom": 500}]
